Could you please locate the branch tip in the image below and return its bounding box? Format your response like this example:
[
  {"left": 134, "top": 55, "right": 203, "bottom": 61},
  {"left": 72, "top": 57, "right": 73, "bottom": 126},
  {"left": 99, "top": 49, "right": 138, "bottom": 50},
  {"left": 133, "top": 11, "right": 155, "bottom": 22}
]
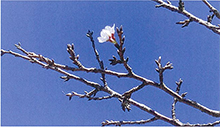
[
  {"left": 167, "top": 0, "right": 171, "bottom": 5},
  {"left": 181, "top": 92, "right": 187, "bottom": 97},
  {"left": 60, "top": 76, "right": 70, "bottom": 82},
  {"left": 178, "top": 0, "right": 185, "bottom": 12}
]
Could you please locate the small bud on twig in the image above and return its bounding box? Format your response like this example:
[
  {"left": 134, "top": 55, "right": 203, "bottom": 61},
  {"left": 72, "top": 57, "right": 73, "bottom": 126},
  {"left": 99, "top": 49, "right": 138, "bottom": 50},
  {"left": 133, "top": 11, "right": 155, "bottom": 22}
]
[
  {"left": 207, "top": 14, "right": 215, "bottom": 23},
  {"left": 176, "top": 18, "right": 193, "bottom": 28},
  {"left": 167, "top": 0, "right": 171, "bottom": 5},
  {"left": 178, "top": 0, "right": 184, "bottom": 12},
  {"left": 66, "top": 92, "right": 73, "bottom": 100},
  {"left": 60, "top": 76, "right": 70, "bottom": 82}
]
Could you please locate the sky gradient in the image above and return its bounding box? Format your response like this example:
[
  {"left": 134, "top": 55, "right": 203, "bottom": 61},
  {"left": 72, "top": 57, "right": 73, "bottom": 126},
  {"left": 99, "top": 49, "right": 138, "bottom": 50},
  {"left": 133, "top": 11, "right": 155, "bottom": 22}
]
[{"left": 1, "top": 1, "right": 220, "bottom": 126}]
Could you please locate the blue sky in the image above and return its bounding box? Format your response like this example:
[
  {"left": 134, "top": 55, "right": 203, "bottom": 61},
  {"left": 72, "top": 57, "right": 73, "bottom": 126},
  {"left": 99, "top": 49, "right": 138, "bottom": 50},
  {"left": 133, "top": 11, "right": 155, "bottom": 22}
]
[{"left": 1, "top": 1, "right": 220, "bottom": 126}]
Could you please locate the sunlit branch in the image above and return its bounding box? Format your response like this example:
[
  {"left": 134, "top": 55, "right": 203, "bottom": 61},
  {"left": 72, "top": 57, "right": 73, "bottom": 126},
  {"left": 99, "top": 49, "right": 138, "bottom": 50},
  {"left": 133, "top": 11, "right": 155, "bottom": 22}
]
[
  {"left": 172, "top": 78, "right": 183, "bottom": 120},
  {"left": 2, "top": 1, "right": 220, "bottom": 125},
  {"left": 102, "top": 117, "right": 159, "bottom": 126},
  {"left": 155, "top": 56, "right": 173, "bottom": 85},
  {"left": 152, "top": 0, "right": 220, "bottom": 35},
  {"left": 66, "top": 91, "right": 114, "bottom": 101},
  {"left": 184, "top": 119, "right": 220, "bottom": 126},
  {"left": 1, "top": 44, "right": 185, "bottom": 126},
  {"left": 202, "top": 0, "right": 220, "bottom": 19},
  {"left": 122, "top": 82, "right": 147, "bottom": 98},
  {"left": 2, "top": 43, "right": 219, "bottom": 118}
]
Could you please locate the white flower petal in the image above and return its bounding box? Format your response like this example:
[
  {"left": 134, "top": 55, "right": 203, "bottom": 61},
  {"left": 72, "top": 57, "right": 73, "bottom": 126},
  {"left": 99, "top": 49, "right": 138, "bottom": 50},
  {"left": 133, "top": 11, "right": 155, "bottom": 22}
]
[
  {"left": 110, "top": 24, "right": 115, "bottom": 33},
  {"left": 102, "top": 30, "right": 112, "bottom": 37},
  {"left": 104, "top": 24, "right": 115, "bottom": 33},
  {"left": 105, "top": 26, "right": 112, "bottom": 31},
  {"left": 100, "top": 30, "right": 107, "bottom": 36},
  {"left": 100, "top": 31, "right": 109, "bottom": 40},
  {"left": 98, "top": 36, "right": 109, "bottom": 43}
]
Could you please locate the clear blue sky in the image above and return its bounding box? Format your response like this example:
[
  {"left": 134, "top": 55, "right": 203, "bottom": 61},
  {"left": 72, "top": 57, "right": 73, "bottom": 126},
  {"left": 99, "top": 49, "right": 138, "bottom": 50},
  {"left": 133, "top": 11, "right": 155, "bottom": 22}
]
[{"left": 1, "top": 1, "right": 220, "bottom": 126}]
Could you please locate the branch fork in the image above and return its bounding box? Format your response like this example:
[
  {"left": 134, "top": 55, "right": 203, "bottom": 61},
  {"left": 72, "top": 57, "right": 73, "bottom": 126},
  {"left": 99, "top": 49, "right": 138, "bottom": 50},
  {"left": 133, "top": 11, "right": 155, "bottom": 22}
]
[{"left": 155, "top": 56, "right": 173, "bottom": 85}]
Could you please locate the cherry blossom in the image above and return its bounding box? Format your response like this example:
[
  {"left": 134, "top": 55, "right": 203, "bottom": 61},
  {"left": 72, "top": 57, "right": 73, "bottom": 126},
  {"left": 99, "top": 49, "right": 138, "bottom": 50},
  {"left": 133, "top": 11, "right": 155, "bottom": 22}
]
[{"left": 97, "top": 24, "right": 117, "bottom": 44}]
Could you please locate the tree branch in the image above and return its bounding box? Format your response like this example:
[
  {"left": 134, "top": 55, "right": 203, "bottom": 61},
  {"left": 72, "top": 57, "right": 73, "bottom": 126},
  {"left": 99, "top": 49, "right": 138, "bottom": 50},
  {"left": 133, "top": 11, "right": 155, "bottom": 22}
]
[
  {"left": 172, "top": 78, "right": 183, "bottom": 120},
  {"left": 2, "top": 1, "right": 220, "bottom": 125},
  {"left": 102, "top": 117, "right": 159, "bottom": 126},
  {"left": 155, "top": 56, "right": 173, "bottom": 85},
  {"left": 184, "top": 119, "right": 220, "bottom": 126},
  {"left": 87, "top": 30, "right": 108, "bottom": 87},
  {"left": 202, "top": 0, "right": 220, "bottom": 19},
  {"left": 122, "top": 82, "right": 147, "bottom": 98},
  {"left": 116, "top": 26, "right": 133, "bottom": 74},
  {"left": 3, "top": 44, "right": 219, "bottom": 118},
  {"left": 1, "top": 41, "right": 220, "bottom": 125},
  {"left": 67, "top": 44, "right": 84, "bottom": 68},
  {"left": 66, "top": 90, "right": 114, "bottom": 101},
  {"left": 152, "top": 0, "right": 220, "bottom": 35},
  {"left": 1, "top": 44, "right": 184, "bottom": 126}
]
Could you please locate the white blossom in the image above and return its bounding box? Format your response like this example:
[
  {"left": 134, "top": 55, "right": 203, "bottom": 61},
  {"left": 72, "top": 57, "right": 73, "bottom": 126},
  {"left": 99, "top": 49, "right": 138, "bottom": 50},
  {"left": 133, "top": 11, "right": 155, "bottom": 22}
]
[{"left": 97, "top": 24, "right": 116, "bottom": 44}]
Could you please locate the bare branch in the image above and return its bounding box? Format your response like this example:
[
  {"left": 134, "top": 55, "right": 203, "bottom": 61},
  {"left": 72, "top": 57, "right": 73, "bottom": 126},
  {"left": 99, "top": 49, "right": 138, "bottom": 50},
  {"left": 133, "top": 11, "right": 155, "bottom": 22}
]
[
  {"left": 5, "top": 45, "right": 219, "bottom": 118},
  {"left": 14, "top": 42, "right": 29, "bottom": 55},
  {"left": 4, "top": 44, "right": 101, "bottom": 90},
  {"left": 2, "top": 42, "right": 220, "bottom": 126},
  {"left": 176, "top": 18, "right": 193, "bottom": 28},
  {"left": 109, "top": 55, "right": 123, "bottom": 65},
  {"left": 172, "top": 78, "right": 183, "bottom": 120},
  {"left": 155, "top": 56, "right": 173, "bottom": 85},
  {"left": 1, "top": 45, "right": 185, "bottom": 126},
  {"left": 87, "top": 30, "right": 108, "bottom": 87},
  {"left": 184, "top": 119, "right": 220, "bottom": 126},
  {"left": 1, "top": 49, "right": 31, "bottom": 61},
  {"left": 158, "top": 82, "right": 220, "bottom": 117},
  {"left": 152, "top": 0, "right": 220, "bottom": 35},
  {"left": 122, "top": 82, "right": 147, "bottom": 98},
  {"left": 66, "top": 90, "right": 114, "bottom": 101},
  {"left": 175, "top": 78, "right": 183, "bottom": 94},
  {"left": 67, "top": 44, "right": 84, "bottom": 68},
  {"left": 2, "top": 2, "right": 220, "bottom": 125},
  {"left": 102, "top": 117, "right": 159, "bottom": 126},
  {"left": 202, "top": 0, "right": 220, "bottom": 19},
  {"left": 116, "top": 26, "right": 133, "bottom": 74},
  {"left": 128, "top": 97, "right": 183, "bottom": 126}
]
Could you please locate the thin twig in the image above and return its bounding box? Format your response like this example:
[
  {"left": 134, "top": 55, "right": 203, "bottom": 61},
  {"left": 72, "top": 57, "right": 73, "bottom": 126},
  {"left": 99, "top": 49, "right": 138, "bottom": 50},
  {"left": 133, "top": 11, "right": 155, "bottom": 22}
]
[
  {"left": 122, "top": 82, "right": 147, "bottom": 98},
  {"left": 172, "top": 78, "right": 183, "bottom": 120},
  {"left": 67, "top": 44, "right": 84, "bottom": 68},
  {"left": 116, "top": 26, "right": 133, "bottom": 74},
  {"left": 87, "top": 30, "right": 107, "bottom": 87},
  {"left": 155, "top": 56, "right": 173, "bottom": 85},
  {"left": 66, "top": 91, "right": 114, "bottom": 101}
]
